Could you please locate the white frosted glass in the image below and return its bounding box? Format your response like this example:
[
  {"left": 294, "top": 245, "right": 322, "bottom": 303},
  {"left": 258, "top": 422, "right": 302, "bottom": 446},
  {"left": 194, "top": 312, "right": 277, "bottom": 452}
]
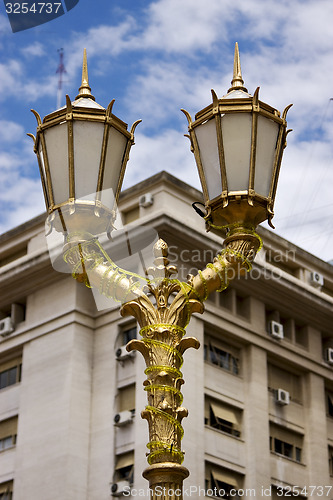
[
  {"left": 38, "top": 145, "right": 47, "bottom": 187},
  {"left": 100, "top": 127, "right": 128, "bottom": 209},
  {"left": 74, "top": 121, "right": 105, "bottom": 200},
  {"left": 44, "top": 122, "right": 69, "bottom": 205},
  {"left": 194, "top": 119, "right": 222, "bottom": 200},
  {"left": 222, "top": 113, "right": 251, "bottom": 191},
  {"left": 254, "top": 115, "right": 279, "bottom": 197}
]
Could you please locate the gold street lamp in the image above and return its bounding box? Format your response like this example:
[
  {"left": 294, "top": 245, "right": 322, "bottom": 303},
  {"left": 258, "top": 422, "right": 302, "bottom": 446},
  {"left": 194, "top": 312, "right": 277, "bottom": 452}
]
[{"left": 30, "top": 44, "right": 291, "bottom": 499}]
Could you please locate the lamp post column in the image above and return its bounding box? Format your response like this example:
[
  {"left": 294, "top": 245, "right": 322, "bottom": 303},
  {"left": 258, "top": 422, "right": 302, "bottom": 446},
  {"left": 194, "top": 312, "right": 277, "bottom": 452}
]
[{"left": 122, "top": 239, "right": 202, "bottom": 499}]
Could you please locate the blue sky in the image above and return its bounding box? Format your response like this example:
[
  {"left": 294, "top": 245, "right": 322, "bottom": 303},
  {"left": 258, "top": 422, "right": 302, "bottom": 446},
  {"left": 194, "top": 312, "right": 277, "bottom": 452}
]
[{"left": 0, "top": 0, "right": 333, "bottom": 262}]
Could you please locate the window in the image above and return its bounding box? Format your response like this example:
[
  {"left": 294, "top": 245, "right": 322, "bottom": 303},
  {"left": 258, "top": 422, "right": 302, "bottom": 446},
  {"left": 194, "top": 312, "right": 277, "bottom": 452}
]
[
  {"left": 219, "top": 288, "right": 250, "bottom": 320},
  {"left": 0, "top": 357, "right": 22, "bottom": 390},
  {"left": 0, "top": 417, "right": 18, "bottom": 452},
  {"left": 294, "top": 323, "right": 308, "bottom": 348},
  {"left": 0, "top": 481, "right": 13, "bottom": 500},
  {"left": 326, "top": 391, "right": 333, "bottom": 417},
  {"left": 0, "top": 303, "right": 26, "bottom": 329},
  {"left": 270, "top": 424, "right": 303, "bottom": 463},
  {"left": 204, "top": 336, "right": 240, "bottom": 375},
  {"left": 219, "top": 288, "right": 233, "bottom": 310},
  {"left": 328, "top": 446, "right": 333, "bottom": 476},
  {"left": 113, "top": 451, "right": 134, "bottom": 485},
  {"left": 118, "top": 384, "right": 135, "bottom": 413},
  {"left": 122, "top": 206, "right": 139, "bottom": 225},
  {"left": 205, "top": 397, "right": 242, "bottom": 438},
  {"left": 265, "top": 308, "right": 308, "bottom": 348},
  {"left": 122, "top": 326, "right": 137, "bottom": 345},
  {"left": 205, "top": 463, "right": 243, "bottom": 499},
  {"left": 267, "top": 363, "right": 302, "bottom": 403},
  {"left": 235, "top": 292, "right": 250, "bottom": 318}
]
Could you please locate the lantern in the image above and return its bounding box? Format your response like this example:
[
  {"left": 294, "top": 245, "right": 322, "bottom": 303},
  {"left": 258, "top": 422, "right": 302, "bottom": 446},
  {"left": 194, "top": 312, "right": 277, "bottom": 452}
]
[
  {"left": 182, "top": 43, "right": 292, "bottom": 230},
  {"left": 29, "top": 49, "right": 141, "bottom": 235}
]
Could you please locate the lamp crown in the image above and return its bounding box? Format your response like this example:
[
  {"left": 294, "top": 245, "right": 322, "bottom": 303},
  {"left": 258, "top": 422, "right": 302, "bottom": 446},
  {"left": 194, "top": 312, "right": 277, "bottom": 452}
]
[
  {"left": 76, "top": 48, "right": 95, "bottom": 101},
  {"left": 228, "top": 42, "right": 248, "bottom": 93}
]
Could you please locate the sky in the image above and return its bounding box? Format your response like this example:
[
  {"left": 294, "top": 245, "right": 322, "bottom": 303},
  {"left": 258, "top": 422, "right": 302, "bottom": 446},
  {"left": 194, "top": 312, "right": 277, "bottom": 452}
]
[{"left": 0, "top": 0, "right": 333, "bottom": 263}]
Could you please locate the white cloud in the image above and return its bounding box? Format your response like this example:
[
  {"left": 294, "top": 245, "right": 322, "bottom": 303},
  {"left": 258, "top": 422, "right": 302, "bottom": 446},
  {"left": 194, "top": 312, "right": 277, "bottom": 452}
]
[
  {"left": 139, "top": 0, "right": 229, "bottom": 53},
  {"left": 0, "top": 163, "right": 44, "bottom": 234},
  {"left": 0, "top": 118, "right": 43, "bottom": 234},
  {"left": 0, "top": 13, "right": 11, "bottom": 39},
  {"left": 21, "top": 42, "right": 45, "bottom": 58},
  {"left": 123, "top": 129, "right": 200, "bottom": 190},
  {"left": 0, "top": 60, "right": 23, "bottom": 97},
  {"left": 0, "top": 57, "right": 58, "bottom": 103},
  {"left": 0, "top": 120, "right": 26, "bottom": 143},
  {"left": 122, "top": 59, "right": 215, "bottom": 131},
  {"left": 271, "top": 138, "right": 333, "bottom": 261},
  {"left": 0, "top": 177, "right": 44, "bottom": 234},
  {"left": 66, "top": 16, "right": 137, "bottom": 75}
]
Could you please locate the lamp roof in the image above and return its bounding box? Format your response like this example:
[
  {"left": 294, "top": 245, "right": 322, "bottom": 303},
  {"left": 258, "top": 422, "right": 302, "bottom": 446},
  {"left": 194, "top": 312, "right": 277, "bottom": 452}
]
[{"left": 71, "top": 97, "right": 105, "bottom": 109}]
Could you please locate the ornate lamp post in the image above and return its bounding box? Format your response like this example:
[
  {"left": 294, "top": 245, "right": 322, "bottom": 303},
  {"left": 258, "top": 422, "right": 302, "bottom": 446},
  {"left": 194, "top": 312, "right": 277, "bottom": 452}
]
[{"left": 30, "top": 44, "right": 291, "bottom": 499}]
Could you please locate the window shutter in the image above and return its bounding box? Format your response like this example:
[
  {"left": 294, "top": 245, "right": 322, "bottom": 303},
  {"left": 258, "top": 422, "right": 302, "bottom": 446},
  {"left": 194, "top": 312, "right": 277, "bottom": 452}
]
[
  {"left": 119, "top": 385, "right": 135, "bottom": 412},
  {"left": 0, "top": 417, "right": 18, "bottom": 441},
  {"left": 115, "top": 451, "right": 134, "bottom": 469},
  {"left": 210, "top": 403, "right": 241, "bottom": 426}
]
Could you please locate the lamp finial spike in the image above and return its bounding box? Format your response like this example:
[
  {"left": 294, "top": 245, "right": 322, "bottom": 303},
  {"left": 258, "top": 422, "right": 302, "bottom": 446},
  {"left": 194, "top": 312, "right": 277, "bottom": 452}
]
[
  {"left": 76, "top": 48, "right": 95, "bottom": 101},
  {"left": 228, "top": 42, "right": 248, "bottom": 93}
]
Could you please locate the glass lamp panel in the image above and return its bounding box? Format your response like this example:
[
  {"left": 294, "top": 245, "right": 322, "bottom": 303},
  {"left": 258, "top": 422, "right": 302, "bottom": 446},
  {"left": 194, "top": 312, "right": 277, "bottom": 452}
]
[
  {"left": 194, "top": 118, "right": 222, "bottom": 200},
  {"left": 100, "top": 126, "right": 128, "bottom": 209},
  {"left": 38, "top": 145, "right": 46, "bottom": 184},
  {"left": 73, "top": 121, "right": 105, "bottom": 201},
  {"left": 221, "top": 113, "right": 252, "bottom": 192},
  {"left": 44, "top": 122, "right": 69, "bottom": 205},
  {"left": 254, "top": 115, "right": 279, "bottom": 197}
]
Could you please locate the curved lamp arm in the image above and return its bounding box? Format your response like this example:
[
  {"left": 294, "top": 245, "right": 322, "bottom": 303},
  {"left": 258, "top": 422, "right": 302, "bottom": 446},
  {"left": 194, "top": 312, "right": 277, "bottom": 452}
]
[
  {"left": 63, "top": 232, "right": 146, "bottom": 305},
  {"left": 188, "top": 225, "right": 261, "bottom": 301},
  {"left": 63, "top": 225, "right": 261, "bottom": 312}
]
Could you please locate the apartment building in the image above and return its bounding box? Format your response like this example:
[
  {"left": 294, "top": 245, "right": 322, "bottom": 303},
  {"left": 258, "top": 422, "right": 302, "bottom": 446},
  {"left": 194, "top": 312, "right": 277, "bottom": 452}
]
[{"left": 0, "top": 171, "right": 333, "bottom": 499}]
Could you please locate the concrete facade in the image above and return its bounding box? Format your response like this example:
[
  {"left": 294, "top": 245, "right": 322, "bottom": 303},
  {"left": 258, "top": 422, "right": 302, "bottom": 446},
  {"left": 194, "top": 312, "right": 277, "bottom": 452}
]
[{"left": 0, "top": 171, "right": 333, "bottom": 499}]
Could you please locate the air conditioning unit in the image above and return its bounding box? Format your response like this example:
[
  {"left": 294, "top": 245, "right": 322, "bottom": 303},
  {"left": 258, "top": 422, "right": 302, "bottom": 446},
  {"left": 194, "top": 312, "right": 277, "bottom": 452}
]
[
  {"left": 276, "top": 388, "right": 290, "bottom": 405},
  {"left": 0, "top": 317, "right": 14, "bottom": 337},
  {"left": 309, "top": 271, "right": 324, "bottom": 287},
  {"left": 111, "top": 480, "right": 131, "bottom": 496},
  {"left": 114, "top": 410, "right": 134, "bottom": 427},
  {"left": 325, "top": 348, "right": 333, "bottom": 365},
  {"left": 115, "top": 345, "right": 135, "bottom": 361},
  {"left": 139, "top": 193, "right": 154, "bottom": 208},
  {"left": 269, "top": 320, "right": 284, "bottom": 339}
]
